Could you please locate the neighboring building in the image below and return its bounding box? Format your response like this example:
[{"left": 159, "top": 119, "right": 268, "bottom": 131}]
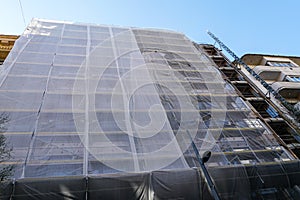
[
  {"left": 237, "top": 54, "right": 300, "bottom": 158},
  {"left": 0, "top": 35, "right": 19, "bottom": 65},
  {"left": 241, "top": 54, "right": 300, "bottom": 116},
  {"left": 202, "top": 43, "right": 300, "bottom": 160},
  {"left": 0, "top": 19, "right": 300, "bottom": 199},
  {"left": 241, "top": 54, "right": 300, "bottom": 106}
]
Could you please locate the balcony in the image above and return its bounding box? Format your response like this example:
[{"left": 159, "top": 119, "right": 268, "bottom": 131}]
[
  {"left": 271, "top": 82, "right": 300, "bottom": 102},
  {"left": 253, "top": 65, "right": 281, "bottom": 81}
]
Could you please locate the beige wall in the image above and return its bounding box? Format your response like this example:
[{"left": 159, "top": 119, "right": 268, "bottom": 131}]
[
  {"left": 0, "top": 34, "right": 19, "bottom": 63},
  {"left": 241, "top": 54, "right": 300, "bottom": 103}
]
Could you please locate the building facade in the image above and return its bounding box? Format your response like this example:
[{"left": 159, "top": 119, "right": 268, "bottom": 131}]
[
  {"left": 241, "top": 54, "right": 300, "bottom": 106},
  {"left": 237, "top": 54, "right": 300, "bottom": 158},
  {"left": 0, "top": 35, "right": 19, "bottom": 65},
  {"left": 0, "top": 19, "right": 300, "bottom": 199}
]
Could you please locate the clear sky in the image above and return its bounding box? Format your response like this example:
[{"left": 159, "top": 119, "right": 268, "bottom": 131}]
[{"left": 1, "top": 0, "right": 299, "bottom": 58}]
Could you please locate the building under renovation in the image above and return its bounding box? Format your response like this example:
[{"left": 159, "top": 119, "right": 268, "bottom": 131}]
[{"left": 0, "top": 19, "right": 300, "bottom": 199}]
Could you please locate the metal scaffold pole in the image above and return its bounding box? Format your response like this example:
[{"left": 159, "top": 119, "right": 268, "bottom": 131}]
[{"left": 187, "top": 130, "right": 221, "bottom": 200}]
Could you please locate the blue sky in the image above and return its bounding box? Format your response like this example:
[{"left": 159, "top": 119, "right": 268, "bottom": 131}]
[{"left": 1, "top": 0, "right": 299, "bottom": 58}]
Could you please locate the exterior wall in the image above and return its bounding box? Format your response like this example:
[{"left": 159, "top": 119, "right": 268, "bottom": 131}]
[
  {"left": 241, "top": 54, "right": 300, "bottom": 112},
  {"left": 200, "top": 45, "right": 300, "bottom": 160},
  {"left": 1, "top": 20, "right": 300, "bottom": 199},
  {"left": 5, "top": 19, "right": 293, "bottom": 176},
  {"left": 0, "top": 35, "right": 19, "bottom": 64},
  {"left": 242, "top": 54, "right": 300, "bottom": 104}
]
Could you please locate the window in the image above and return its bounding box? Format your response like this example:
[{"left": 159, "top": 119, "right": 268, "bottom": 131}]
[
  {"left": 285, "top": 75, "right": 300, "bottom": 82},
  {"left": 266, "top": 61, "right": 297, "bottom": 68},
  {"left": 244, "top": 119, "right": 263, "bottom": 128},
  {"left": 266, "top": 105, "right": 279, "bottom": 118}
]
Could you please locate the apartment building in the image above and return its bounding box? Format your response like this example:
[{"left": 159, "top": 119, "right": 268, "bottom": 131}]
[
  {"left": 0, "top": 35, "right": 19, "bottom": 65},
  {"left": 0, "top": 19, "right": 299, "bottom": 199}
]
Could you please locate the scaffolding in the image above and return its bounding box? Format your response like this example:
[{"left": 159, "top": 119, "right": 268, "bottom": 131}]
[{"left": 0, "top": 19, "right": 299, "bottom": 199}]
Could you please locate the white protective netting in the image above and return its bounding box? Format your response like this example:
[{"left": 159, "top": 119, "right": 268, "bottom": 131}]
[{"left": 0, "top": 19, "right": 294, "bottom": 197}]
